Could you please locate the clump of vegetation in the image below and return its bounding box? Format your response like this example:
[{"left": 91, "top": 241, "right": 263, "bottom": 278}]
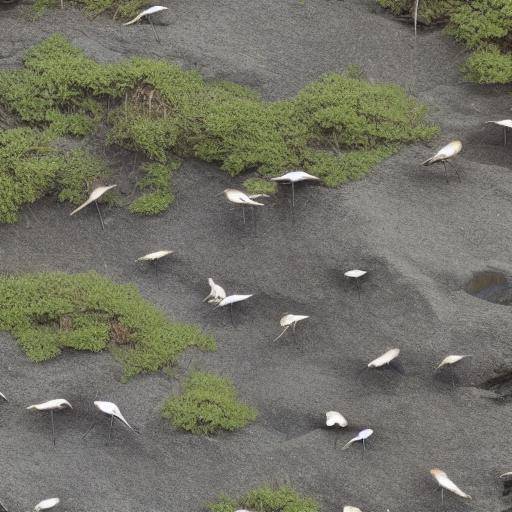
[
  {"left": 161, "top": 371, "right": 257, "bottom": 435},
  {"left": 378, "top": 0, "right": 512, "bottom": 83},
  {"left": 208, "top": 486, "right": 319, "bottom": 512},
  {"left": 243, "top": 177, "right": 277, "bottom": 196},
  {"left": 0, "top": 272, "right": 215, "bottom": 379},
  {"left": 0, "top": 35, "right": 436, "bottom": 223}
]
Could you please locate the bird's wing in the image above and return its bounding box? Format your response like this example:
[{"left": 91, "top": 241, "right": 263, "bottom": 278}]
[
  {"left": 438, "top": 474, "right": 471, "bottom": 499},
  {"left": 115, "top": 410, "right": 135, "bottom": 431}
]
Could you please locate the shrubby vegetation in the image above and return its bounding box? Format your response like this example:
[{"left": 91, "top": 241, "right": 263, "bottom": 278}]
[
  {"left": 243, "top": 177, "right": 277, "bottom": 196},
  {"left": 0, "top": 35, "right": 436, "bottom": 222},
  {"left": 161, "top": 371, "right": 257, "bottom": 434},
  {"left": 378, "top": 0, "right": 512, "bottom": 83},
  {"left": 208, "top": 486, "right": 319, "bottom": 512},
  {"left": 0, "top": 272, "right": 215, "bottom": 379},
  {"left": 32, "top": 0, "right": 148, "bottom": 20}
]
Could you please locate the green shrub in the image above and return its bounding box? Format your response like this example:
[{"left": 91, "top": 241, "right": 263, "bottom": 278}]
[
  {"left": 32, "top": 0, "right": 148, "bottom": 20},
  {"left": 378, "top": 0, "right": 512, "bottom": 83},
  {"left": 161, "top": 371, "right": 257, "bottom": 435},
  {"left": 243, "top": 177, "right": 277, "bottom": 196},
  {"left": 0, "top": 36, "right": 437, "bottom": 222},
  {"left": 208, "top": 486, "right": 319, "bottom": 512},
  {"left": 0, "top": 272, "right": 215, "bottom": 379}
]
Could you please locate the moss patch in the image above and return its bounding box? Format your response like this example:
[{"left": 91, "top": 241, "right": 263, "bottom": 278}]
[
  {"left": 0, "top": 272, "right": 215, "bottom": 379},
  {"left": 378, "top": 0, "right": 512, "bottom": 84},
  {"left": 0, "top": 35, "right": 437, "bottom": 223},
  {"left": 161, "top": 371, "right": 257, "bottom": 435},
  {"left": 243, "top": 177, "right": 277, "bottom": 196},
  {"left": 208, "top": 486, "right": 319, "bottom": 512}
]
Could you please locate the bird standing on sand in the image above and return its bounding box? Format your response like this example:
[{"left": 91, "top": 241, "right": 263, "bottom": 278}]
[
  {"left": 223, "top": 189, "right": 265, "bottom": 225},
  {"left": 123, "top": 6, "right": 169, "bottom": 42},
  {"left": 216, "top": 294, "right": 253, "bottom": 325},
  {"left": 70, "top": 185, "right": 116, "bottom": 230},
  {"left": 436, "top": 355, "right": 471, "bottom": 389},
  {"left": 27, "top": 399, "right": 72, "bottom": 446},
  {"left": 204, "top": 278, "right": 226, "bottom": 305},
  {"left": 271, "top": 171, "right": 320, "bottom": 207},
  {"left": 274, "top": 314, "right": 309, "bottom": 341},
  {"left": 486, "top": 120, "right": 512, "bottom": 146},
  {"left": 34, "top": 498, "right": 60, "bottom": 511},
  {"left": 83, "top": 401, "right": 137, "bottom": 445},
  {"left": 325, "top": 411, "right": 348, "bottom": 428},
  {"left": 368, "top": 348, "right": 403, "bottom": 374},
  {"left": 0, "top": 392, "right": 6, "bottom": 402},
  {"left": 344, "top": 269, "right": 367, "bottom": 299},
  {"left": 430, "top": 468, "right": 471, "bottom": 503},
  {"left": 341, "top": 428, "right": 373, "bottom": 451},
  {"left": 137, "top": 250, "right": 173, "bottom": 282},
  {"left": 422, "top": 141, "right": 462, "bottom": 183}
]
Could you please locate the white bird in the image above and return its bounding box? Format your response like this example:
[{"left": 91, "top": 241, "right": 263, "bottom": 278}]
[
  {"left": 500, "top": 472, "right": 512, "bottom": 478},
  {"left": 0, "top": 391, "right": 6, "bottom": 401},
  {"left": 344, "top": 269, "right": 367, "bottom": 298},
  {"left": 216, "top": 294, "right": 253, "bottom": 325},
  {"left": 27, "top": 399, "right": 72, "bottom": 446},
  {"left": 325, "top": 411, "right": 348, "bottom": 428},
  {"left": 123, "top": 6, "right": 168, "bottom": 25},
  {"left": 436, "top": 355, "right": 471, "bottom": 369},
  {"left": 422, "top": 141, "right": 462, "bottom": 182},
  {"left": 223, "top": 189, "right": 264, "bottom": 225},
  {"left": 34, "top": 498, "right": 60, "bottom": 512},
  {"left": 271, "top": 171, "right": 320, "bottom": 207},
  {"left": 203, "top": 278, "right": 226, "bottom": 304},
  {"left": 34, "top": 498, "right": 60, "bottom": 511},
  {"left": 274, "top": 314, "right": 309, "bottom": 341},
  {"left": 344, "top": 507, "right": 362, "bottom": 512},
  {"left": 430, "top": 468, "right": 471, "bottom": 502},
  {"left": 70, "top": 185, "right": 116, "bottom": 229},
  {"left": 83, "top": 401, "right": 136, "bottom": 444},
  {"left": 341, "top": 428, "right": 373, "bottom": 451},
  {"left": 486, "top": 120, "right": 512, "bottom": 145},
  {"left": 137, "top": 250, "right": 173, "bottom": 282},
  {"left": 368, "top": 348, "right": 400, "bottom": 368}
]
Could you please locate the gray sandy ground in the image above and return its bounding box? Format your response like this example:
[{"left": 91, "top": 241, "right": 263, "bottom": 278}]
[{"left": 1, "top": 1, "right": 512, "bottom": 511}]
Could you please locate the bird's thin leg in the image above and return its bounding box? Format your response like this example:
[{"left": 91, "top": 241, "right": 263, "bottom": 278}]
[
  {"left": 149, "top": 16, "right": 160, "bottom": 42},
  {"left": 82, "top": 422, "right": 96, "bottom": 439},
  {"left": 95, "top": 201, "right": 105, "bottom": 230},
  {"left": 442, "top": 161, "right": 449, "bottom": 184},
  {"left": 356, "top": 279, "right": 361, "bottom": 300},
  {"left": 51, "top": 410, "right": 55, "bottom": 446},
  {"left": 229, "top": 303, "right": 234, "bottom": 326},
  {"left": 108, "top": 414, "right": 114, "bottom": 445},
  {"left": 441, "top": 487, "right": 444, "bottom": 505},
  {"left": 446, "top": 159, "right": 462, "bottom": 182},
  {"left": 292, "top": 182, "right": 295, "bottom": 208},
  {"left": 242, "top": 206, "right": 246, "bottom": 225},
  {"left": 504, "top": 127, "right": 507, "bottom": 146}
]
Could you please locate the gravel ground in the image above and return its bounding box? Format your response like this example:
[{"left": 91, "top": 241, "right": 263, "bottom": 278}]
[{"left": 1, "top": 1, "right": 512, "bottom": 511}]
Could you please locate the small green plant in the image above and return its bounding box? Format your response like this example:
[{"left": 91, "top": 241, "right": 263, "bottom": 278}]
[
  {"left": 0, "top": 272, "right": 215, "bottom": 379},
  {"left": 378, "top": 0, "right": 512, "bottom": 84},
  {"left": 243, "top": 177, "right": 277, "bottom": 196},
  {"left": 161, "top": 371, "right": 257, "bottom": 435},
  {"left": 32, "top": 0, "right": 148, "bottom": 20},
  {"left": 208, "top": 486, "right": 320, "bottom": 512}
]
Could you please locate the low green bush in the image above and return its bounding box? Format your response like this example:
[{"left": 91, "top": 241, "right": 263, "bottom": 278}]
[
  {"left": 208, "top": 486, "right": 319, "bottom": 512},
  {"left": 0, "top": 35, "right": 437, "bottom": 222},
  {"left": 378, "top": 0, "right": 512, "bottom": 84},
  {"left": 243, "top": 177, "right": 277, "bottom": 196},
  {"left": 32, "top": 0, "right": 148, "bottom": 20},
  {"left": 161, "top": 371, "right": 257, "bottom": 435},
  {"left": 0, "top": 272, "right": 215, "bottom": 379}
]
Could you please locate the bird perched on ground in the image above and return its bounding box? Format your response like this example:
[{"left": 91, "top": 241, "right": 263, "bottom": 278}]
[
  {"left": 27, "top": 399, "right": 72, "bottom": 445},
  {"left": 436, "top": 355, "right": 471, "bottom": 369},
  {"left": 70, "top": 185, "right": 116, "bottom": 229},
  {"left": 123, "top": 5, "right": 168, "bottom": 25},
  {"left": 341, "top": 428, "right": 373, "bottom": 450},
  {"left": 34, "top": 498, "right": 60, "bottom": 511},
  {"left": 274, "top": 314, "right": 309, "bottom": 341},
  {"left": 0, "top": 392, "right": 6, "bottom": 401},
  {"left": 325, "top": 411, "right": 348, "bottom": 428},
  {"left": 137, "top": 250, "right": 173, "bottom": 262},
  {"left": 271, "top": 170, "right": 320, "bottom": 207},
  {"left": 223, "top": 189, "right": 265, "bottom": 224},
  {"left": 368, "top": 348, "right": 403, "bottom": 374},
  {"left": 486, "top": 119, "right": 512, "bottom": 145},
  {"left": 83, "top": 401, "right": 137, "bottom": 445},
  {"left": 204, "top": 278, "right": 226, "bottom": 305},
  {"left": 430, "top": 469, "right": 471, "bottom": 501},
  {"left": 422, "top": 141, "right": 462, "bottom": 182},
  {"left": 343, "top": 507, "right": 362, "bottom": 512}
]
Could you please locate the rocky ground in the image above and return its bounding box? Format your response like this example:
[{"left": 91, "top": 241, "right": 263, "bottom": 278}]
[{"left": 1, "top": 1, "right": 512, "bottom": 511}]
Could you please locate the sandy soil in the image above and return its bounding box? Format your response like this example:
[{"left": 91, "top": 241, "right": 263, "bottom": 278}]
[{"left": 1, "top": 1, "right": 512, "bottom": 511}]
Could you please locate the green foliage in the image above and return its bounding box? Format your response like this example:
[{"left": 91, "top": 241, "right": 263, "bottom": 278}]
[
  {"left": 0, "top": 36, "right": 436, "bottom": 222},
  {"left": 0, "top": 272, "right": 215, "bottom": 379},
  {"left": 378, "top": 0, "right": 512, "bottom": 83},
  {"left": 243, "top": 177, "right": 277, "bottom": 196},
  {"left": 129, "top": 161, "right": 179, "bottom": 215},
  {"left": 32, "top": 0, "right": 147, "bottom": 19},
  {"left": 208, "top": 486, "right": 320, "bottom": 512},
  {"left": 161, "top": 371, "right": 257, "bottom": 435}
]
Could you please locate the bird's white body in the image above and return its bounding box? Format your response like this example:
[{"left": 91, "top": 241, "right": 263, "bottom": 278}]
[
  {"left": 487, "top": 120, "right": 512, "bottom": 129},
  {"left": 27, "top": 399, "right": 72, "bottom": 412},
  {"left": 271, "top": 171, "right": 320, "bottom": 183},
  {"left": 344, "top": 269, "right": 367, "bottom": 279},
  {"left": 204, "top": 278, "right": 226, "bottom": 304},
  {"left": 326, "top": 411, "right": 348, "bottom": 427},
  {"left": 422, "top": 141, "right": 462, "bottom": 165},
  {"left": 34, "top": 498, "right": 60, "bottom": 511},
  {"left": 0, "top": 391, "right": 6, "bottom": 401},
  {"left": 94, "top": 401, "right": 134, "bottom": 431},
  {"left": 344, "top": 507, "right": 362, "bottom": 512},
  {"left": 368, "top": 348, "right": 400, "bottom": 368},
  {"left": 500, "top": 472, "right": 512, "bottom": 478},
  {"left": 123, "top": 6, "right": 168, "bottom": 25},
  {"left": 224, "top": 189, "right": 264, "bottom": 206},
  {"left": 218, "top": 294, "right": 253, "bottom": 307},
  {"left": 436, "top": 355, "right": 470, "bottom": 369},
  {"left": 430, "top": 469, "right": 471, "bottom": 499},
  {"left": 137, "top": 250, "right": 173, "bottom": 261},
  {"left": 280, "top": 314, "right": 309, "bottom": 327},
  {"left": 342, "top": 428, "right": 373, "bottom": 450},
  {"left": 70, "top": 185, "right": 116, "bottom": 216}
]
